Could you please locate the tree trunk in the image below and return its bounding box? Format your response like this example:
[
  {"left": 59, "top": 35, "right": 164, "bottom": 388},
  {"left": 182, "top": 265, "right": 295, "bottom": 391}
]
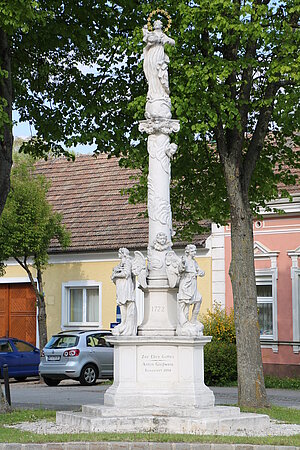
[
  {"left": 224, "top": 159, "right": 269, "bottom": 407},
  {"left": 15, "top": 259, "right": 48, "bottom": 350},
  {"left": 37, "top": 268, "right": 48, "bottom": 349},
  {"left": 0, "top": 28, "right": 13, "bottom": 216}
]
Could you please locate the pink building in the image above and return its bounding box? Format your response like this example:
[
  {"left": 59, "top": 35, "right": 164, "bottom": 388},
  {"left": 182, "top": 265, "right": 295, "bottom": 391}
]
[{"left": 210, "top": 184, "right": 300, "bottom": 377}]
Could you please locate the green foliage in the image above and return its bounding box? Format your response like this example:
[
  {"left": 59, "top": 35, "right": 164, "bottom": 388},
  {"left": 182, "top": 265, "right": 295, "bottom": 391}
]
[
  {"left": 0, "top": 1, "right": 46, "bottom": 33},
  {"left": 202, "top": 304, "right": 237, "bottom": 385},
  {"left": 204, "top": 340, "right": 237, "bottom": 386},
  {"left": 264, "top": 376, "right": 300, "bottom": 390},
  {"left": 0, "top": 154, "right": 70, "bottom": 270},
  {"left": 202, "top": 303, "right": 236, "bottom": 344}
]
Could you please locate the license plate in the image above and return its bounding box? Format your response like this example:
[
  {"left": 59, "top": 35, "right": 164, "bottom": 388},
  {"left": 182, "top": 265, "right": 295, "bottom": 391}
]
[{"left": 47, "top": 355, "right": 61, "bottom": 361}]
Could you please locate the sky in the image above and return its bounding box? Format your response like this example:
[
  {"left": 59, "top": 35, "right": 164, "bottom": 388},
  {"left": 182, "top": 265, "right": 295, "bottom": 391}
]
[{"left": 12, "top": 111, "right": 95, "bottom": 155}]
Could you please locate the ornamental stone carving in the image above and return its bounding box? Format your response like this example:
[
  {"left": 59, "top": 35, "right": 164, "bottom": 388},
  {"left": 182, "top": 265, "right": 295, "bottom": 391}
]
[
  {"left": 147, "top": 232, "right": 172, "bottom": 273},
  {"left": 139, "top": 119, "right": 180, "bottom": 135},
  {"left": 148, "top": 177, "right": 173, "bottom": 231}
]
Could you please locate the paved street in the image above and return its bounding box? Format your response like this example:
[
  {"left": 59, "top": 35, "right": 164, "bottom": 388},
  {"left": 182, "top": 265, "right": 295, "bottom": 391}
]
[{"left": 5, "top": 378, "right": 300, "bottom": 410}]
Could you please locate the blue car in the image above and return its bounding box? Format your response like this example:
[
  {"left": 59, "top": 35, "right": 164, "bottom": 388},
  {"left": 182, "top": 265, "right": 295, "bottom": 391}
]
[{"left": 0, "top": 337, "right": 40, "bottom": 381}]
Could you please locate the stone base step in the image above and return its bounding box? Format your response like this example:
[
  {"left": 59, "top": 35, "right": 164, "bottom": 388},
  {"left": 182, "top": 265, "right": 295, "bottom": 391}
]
[
  {"left": 56, "top": 406, "right": 270, "bottom": 435},
  {"left": 81, "top": 404, "right": 240, "bottom": 419}
]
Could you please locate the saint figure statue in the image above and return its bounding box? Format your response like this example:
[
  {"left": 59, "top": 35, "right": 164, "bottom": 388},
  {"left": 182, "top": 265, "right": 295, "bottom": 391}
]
[
  {"left": 177, "top": 244, "right": 205, "bottom": 337},
  {"left": 111, "top": 248, "right": 137, "bottom": 336}
]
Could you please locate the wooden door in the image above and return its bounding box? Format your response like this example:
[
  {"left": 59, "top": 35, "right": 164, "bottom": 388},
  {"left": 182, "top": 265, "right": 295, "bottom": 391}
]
[
  {"left": 0, "top": 283, "right": 36, "bottom": 345},
  {"left": 0, "top": 285, "right": 9, "bottom": 338}
]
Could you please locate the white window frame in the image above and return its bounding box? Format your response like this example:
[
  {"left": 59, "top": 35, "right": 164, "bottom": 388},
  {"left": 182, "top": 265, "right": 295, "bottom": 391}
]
[
  {"left": 61, "top": 281, "right": 102, "bottom": 330},
  {"left": 288, "top": 246, "right": 300, "bottom": 354},
  {"left": 256, "top": 269, "right": 278, "bottom": 352}
]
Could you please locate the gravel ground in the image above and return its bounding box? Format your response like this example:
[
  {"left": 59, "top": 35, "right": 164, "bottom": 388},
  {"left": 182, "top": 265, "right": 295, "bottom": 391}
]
[{"left": 6, "top": 418, "right": 300, "bottom": 437}]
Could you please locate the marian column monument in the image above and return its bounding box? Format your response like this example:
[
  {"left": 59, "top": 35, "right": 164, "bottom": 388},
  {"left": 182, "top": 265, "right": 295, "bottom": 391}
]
[
  {"left": 104, "top": 10, "right": 215, "bottom": 409},
  {"left": 57, "top": 10, "right": 270, "bottom": 434}
]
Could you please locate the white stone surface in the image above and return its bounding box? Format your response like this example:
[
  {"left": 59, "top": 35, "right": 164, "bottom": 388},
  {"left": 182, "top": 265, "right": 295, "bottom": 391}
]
[
  {"left": 13, "top": 415, "right": 300, "bottom": 437},
  {"left": 104, "top": 335, "right": 214, "bottom": 409},
  {"left": 138, "top": 285, "right": 177, "bottom": 336},
  {"left": 176, "top": 244, "right": 205, "bottom": 337},
  {"left": 111, "top": 248, "right": 137, "bottom": 336},
  {"left": 56, "top": 405, "right": 271, "bottom": 435}
]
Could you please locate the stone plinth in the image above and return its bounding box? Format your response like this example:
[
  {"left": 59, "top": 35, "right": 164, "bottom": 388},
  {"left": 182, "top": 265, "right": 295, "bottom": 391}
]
[
  {"left": 104, "top": 335, "right": 214, "bottom": 409},
  {"left": 56, "top": 335, "right": 270, "bottom": 434},
  {"left": 57, "top": 405, "right": 270, "bottom": 435},
  {"left": 138, "top": 286, "right": 177, "bottom": 336}
]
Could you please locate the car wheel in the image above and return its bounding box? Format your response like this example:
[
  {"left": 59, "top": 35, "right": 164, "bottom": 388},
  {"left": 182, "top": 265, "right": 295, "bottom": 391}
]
[
  {"left": 42, "top": 377, "right": 61, "bottom": 386},
  {"left": 14, "top": 377, "right": 27, "bottom": 382},
  {"left": 79, "top": 364, "right": 98, "bottom": 386}
]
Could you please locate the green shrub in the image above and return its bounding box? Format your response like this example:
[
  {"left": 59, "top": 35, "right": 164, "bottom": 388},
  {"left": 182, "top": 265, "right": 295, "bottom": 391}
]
[
  {"left": 201, "top": 303, "right": 236, "bottom": 344},
  {"left": 204, "top": 340, "right": 237, "bottom": 386},
  {"left": 202, "top": 303, "right": 237, "bottom": 385}
]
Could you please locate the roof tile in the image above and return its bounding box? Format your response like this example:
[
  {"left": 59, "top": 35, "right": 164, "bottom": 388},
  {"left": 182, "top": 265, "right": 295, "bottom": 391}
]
[{"left": 35, "top": 155, "right": 209, "bottom": 254}]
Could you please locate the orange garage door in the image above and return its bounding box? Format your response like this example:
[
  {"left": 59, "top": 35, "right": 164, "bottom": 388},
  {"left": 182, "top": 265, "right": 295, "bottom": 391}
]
[{"left": 0, "top": 283, "right": 36, "bottom": 345}]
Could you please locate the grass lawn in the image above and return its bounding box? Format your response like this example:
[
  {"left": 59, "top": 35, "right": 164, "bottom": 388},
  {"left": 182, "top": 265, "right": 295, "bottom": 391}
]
[
  {"left": 210, "top": 376, "right": 300, "bottom": 390},
  {"left": 264, "top": 376, "right": 300, "bottom": 390},
  {"left": 0, "top": 407, "right": 299, "bottom": 446}
]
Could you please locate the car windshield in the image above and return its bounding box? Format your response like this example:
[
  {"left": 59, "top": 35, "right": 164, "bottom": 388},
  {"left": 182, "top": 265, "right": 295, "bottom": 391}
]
[{"left": 45, "top": 335, "right": 79, "bottom": 349}]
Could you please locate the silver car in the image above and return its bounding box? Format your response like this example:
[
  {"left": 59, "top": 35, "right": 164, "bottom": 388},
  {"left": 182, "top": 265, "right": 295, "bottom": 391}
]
[{"left": 39, "top": 330, "right": 113, "bottom": 386}]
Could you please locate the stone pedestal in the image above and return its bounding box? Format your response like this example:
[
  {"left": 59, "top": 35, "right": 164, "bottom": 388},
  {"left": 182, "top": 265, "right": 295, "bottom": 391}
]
[
  {"left": 57, "top": 335, "right": 270, "bottom": 435},
  {"left": 138, "top": 286, "right": 177, "bottom": 336},
  {"left": 104, "top": 336, "right": 214, "bottom": 408}
]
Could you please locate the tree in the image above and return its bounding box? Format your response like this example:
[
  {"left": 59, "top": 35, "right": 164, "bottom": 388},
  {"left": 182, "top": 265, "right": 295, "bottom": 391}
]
[
  {"left": 0, "top": 155, "right": 70, "bottom": 349},
  {"left": 0, "top": 0, "right": 131, "bottom": 215},
  {"left": 87, "top": 1, "right": 299, "bottom": 407}
]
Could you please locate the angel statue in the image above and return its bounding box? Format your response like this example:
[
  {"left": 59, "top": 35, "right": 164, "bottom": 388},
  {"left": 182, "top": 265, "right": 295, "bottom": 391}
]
[
  {"left": 165, "top": 250, "right": 181, "bottom": 288},
  {"left": 111, "top": 248, "right": 137, "bottom": 336},
  {"left": 177, "top": 244, "right": 205, "bottom": 337},
  {"left": 132, "top": 251, "right": 148, "bottom": 289},
  {"left": 143, "top": 20, "right": 175, "bottom": 102}
]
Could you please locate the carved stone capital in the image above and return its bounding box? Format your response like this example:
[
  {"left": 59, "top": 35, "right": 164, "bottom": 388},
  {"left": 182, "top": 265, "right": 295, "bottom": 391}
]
[{"left": 139, "top": 119, "right": 180, "bottom": 135}]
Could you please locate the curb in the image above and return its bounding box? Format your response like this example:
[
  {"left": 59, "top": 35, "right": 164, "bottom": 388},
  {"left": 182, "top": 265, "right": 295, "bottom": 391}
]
[{"left": 0, "top": 444, "right": 298, "bottom": 450}]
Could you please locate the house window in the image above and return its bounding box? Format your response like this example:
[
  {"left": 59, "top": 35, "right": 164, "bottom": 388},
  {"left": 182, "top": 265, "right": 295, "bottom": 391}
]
[
  {"left": 69, "top": 287, "right": 99, "bottom": 323},
  {"left": 257, "top": 282, "right": 273, "bottom": 337},
  {"left": 62, "top": 281, "right": 102, "bottom": 329}
]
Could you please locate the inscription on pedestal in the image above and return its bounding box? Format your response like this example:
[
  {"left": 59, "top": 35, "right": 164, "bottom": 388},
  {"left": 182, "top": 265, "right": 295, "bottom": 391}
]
[
  {"left": 151, "top": 305, "right": 165, "bottom": 313},
  {"left": 137, "top": 346, "right": 178, "bottom": 381}
]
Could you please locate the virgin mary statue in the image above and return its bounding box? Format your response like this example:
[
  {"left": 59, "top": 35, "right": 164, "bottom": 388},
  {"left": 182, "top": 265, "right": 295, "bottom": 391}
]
[{"left": 143, "top": 20, "right": 175, "bottom": 102}]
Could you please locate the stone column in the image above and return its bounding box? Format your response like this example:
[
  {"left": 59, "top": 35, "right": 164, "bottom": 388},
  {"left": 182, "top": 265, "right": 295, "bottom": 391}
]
[
  {"left": 139, "top": 119, "right": 179, "bottom": 283},
  {"left": 137, "top": 21, "right": 180, "bottom": 335}
]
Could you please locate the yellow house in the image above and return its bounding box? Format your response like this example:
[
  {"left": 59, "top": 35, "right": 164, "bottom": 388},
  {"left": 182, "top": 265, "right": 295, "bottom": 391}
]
[{"left": 1, "top": 155, "right": 213, "bottom": 347}]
